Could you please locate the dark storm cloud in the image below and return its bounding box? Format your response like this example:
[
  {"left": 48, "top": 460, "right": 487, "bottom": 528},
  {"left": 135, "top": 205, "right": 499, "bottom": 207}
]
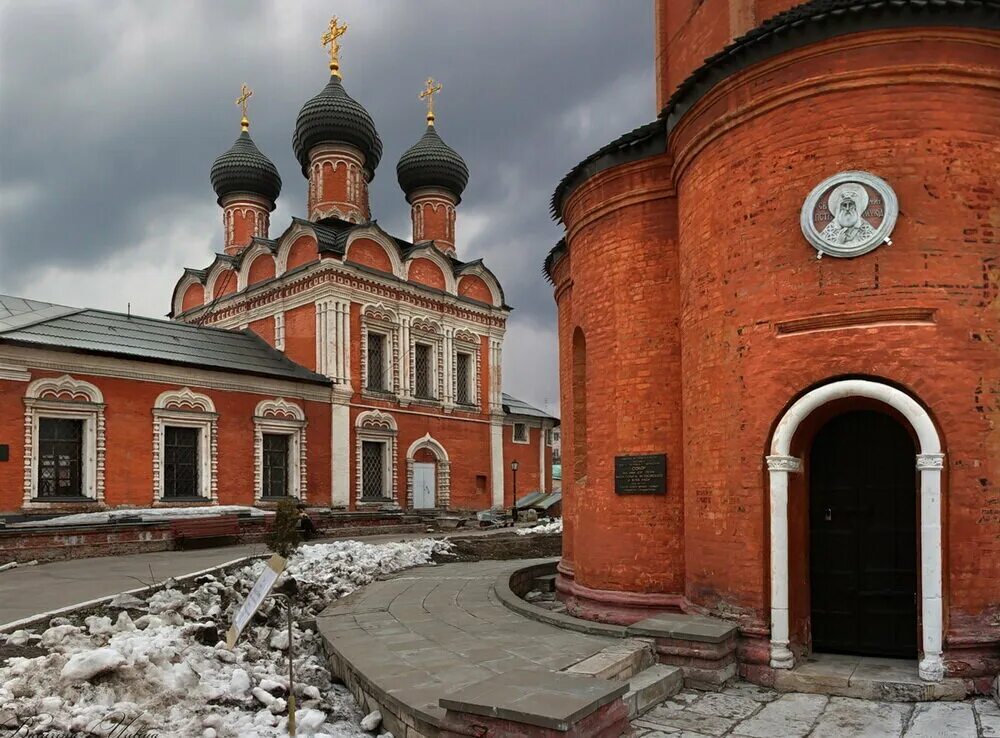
[{"left": 0, "top": 0, "right": 654, "bottom": 408}]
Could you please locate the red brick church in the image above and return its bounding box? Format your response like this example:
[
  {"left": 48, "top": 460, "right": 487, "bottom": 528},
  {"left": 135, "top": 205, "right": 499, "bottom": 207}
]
[
  {"left": 546, "top": 0, "right": 998, "bottom": 688},
  {"left": 0, "top": 19, "right": 555, "bottom": 517}
]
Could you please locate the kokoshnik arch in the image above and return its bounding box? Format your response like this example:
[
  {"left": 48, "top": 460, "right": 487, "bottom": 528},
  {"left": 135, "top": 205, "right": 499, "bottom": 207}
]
[
  {"left": 0, "top": 17, "right": 557, "bottom": 516},
  {"left": 544, "top": 0, "right": 999, "bottom": 689}
]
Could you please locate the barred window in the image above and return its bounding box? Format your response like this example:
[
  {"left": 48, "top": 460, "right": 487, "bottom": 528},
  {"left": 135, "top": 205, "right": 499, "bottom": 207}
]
[
  {"left": 361, "top": 441, "right": 385, "bottom": 498},
  {"left": 262, "top": 433, "right": 289, "bottom": 498},
  {"left": 414, "top": 343, "right": 433, "bottom": 399},
  {"left": 513, "top": 423, "right": 529, "bottom": 443},
  {"left": 164, "top": 426, "right": 200, "bottom": 498},
  {"left": 367, "top": 332, "right": 386, "bottom": 391},
  {"left": 37, "top": 418, "right": 83, "bottom": 497},
  {"left": 456, "top": 352, "right": 472, "bottom": 405}
]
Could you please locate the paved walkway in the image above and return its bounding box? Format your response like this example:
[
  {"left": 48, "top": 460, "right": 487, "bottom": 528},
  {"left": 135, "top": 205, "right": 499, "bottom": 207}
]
[
  {"left": 318, "top": 558, "right": 618, "bottom": 731},
  {"left": 632, "top": 683, "right": 1000, "bottom": 737},
  {"left": 0, "top": 528, "right": 498, "bottom": 627},
  {"left": 319, "top": 559, "right": 1000, "bottom": 738}
]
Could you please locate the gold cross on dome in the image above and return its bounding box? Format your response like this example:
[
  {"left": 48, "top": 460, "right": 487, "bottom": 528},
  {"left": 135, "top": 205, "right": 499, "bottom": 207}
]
[
  {"left": 322, "top": 16, "right": 348, "bottom": 78},
  {"left": 420, "top": 77, "right": 442, "bottom": 125},
  {"left": 235, "top": 83, "right": 253, "bottom": 131}
]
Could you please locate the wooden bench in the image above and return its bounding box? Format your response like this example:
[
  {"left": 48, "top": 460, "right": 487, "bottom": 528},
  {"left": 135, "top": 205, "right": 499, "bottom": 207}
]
[{"left": 170, "top": 515, "right": 240, "bottom": 549}]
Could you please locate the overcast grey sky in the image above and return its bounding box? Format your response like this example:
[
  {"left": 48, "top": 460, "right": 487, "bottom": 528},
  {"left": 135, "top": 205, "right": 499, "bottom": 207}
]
[{"left": 0, "top": 0, "right": 655, "bottom": 413}]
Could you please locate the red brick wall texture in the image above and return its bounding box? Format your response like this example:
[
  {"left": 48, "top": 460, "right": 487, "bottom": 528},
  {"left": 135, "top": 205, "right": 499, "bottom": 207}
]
[{"left": 556, "top": 21, "right": 999, "bottom": 679}]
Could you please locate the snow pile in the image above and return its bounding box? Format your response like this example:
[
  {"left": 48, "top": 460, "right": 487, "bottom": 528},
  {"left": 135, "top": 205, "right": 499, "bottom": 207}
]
[
  {"left": 14, "top": 505, "right": 273, "bottom": 528},
  {"left": 0, "top": 538, "right": 450, "bottom": 737},
  {"left": 515, "top": 518, "right": 563, "bottom": 536}
]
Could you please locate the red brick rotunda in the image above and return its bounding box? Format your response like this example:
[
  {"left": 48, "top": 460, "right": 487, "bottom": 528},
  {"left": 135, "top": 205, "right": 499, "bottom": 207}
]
[{"left": 545, "top": 0, "right": 999, "bottom": 689}]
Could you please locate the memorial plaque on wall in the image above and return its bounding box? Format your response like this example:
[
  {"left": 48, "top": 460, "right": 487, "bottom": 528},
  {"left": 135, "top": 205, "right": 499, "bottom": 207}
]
[{"left": 615, "top": 454, "right": 667, "bottom": 495}]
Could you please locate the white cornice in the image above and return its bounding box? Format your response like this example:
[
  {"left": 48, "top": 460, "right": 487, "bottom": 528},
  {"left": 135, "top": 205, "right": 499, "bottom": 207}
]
[{"left": 0, "top": 345, "right": 333, "bottom": 402}]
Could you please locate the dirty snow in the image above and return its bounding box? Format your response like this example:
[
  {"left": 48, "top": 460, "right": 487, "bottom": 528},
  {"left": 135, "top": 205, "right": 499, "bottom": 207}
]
[
  {"left": 12, "top": 505, "right": 273, "bottom": 528},
  {"left": 515, "top": 518, "right": 562, "bottom": 536},
  {"left": 0, "top": 538, "right": 450, "bottom": 736}
]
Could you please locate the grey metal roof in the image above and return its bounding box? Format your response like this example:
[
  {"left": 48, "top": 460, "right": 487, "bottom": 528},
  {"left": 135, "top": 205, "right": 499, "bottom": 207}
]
[
  {"left": 502, "top": 393, "right": 558, "bottom": 422},
  {"left": 0, "top": 294, "right": 330, "bottom": 385},
  {"left": 0, "top": 295, "right": 81, "bottom": 332}
]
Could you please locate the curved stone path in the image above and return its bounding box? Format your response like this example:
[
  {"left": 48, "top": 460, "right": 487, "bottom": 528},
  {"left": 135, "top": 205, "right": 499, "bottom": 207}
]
[{"left": 318, "top": 558, "right": 999, "bottom": 737}]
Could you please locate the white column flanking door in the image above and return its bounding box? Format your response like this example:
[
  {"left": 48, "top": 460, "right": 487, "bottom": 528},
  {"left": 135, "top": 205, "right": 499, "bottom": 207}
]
[{"left": 413, "top": 462, "right": 436, "bottom": 509}]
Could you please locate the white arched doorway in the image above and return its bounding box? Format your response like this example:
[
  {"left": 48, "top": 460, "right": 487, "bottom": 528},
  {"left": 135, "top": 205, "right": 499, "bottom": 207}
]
[
  {"left": 766, "top": 379, "right": 944, "bottom": 682},
  {"left": 406, "top": 434, "right": 450, "bottom": 510}
]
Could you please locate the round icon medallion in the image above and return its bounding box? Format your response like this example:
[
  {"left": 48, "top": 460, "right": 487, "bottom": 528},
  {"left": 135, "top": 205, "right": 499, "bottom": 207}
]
[{"left": 800, "top": 171, "right": 898, "bottom": 258}]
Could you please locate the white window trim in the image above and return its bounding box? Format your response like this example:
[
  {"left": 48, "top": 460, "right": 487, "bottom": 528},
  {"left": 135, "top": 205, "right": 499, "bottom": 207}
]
[
  {"left": 355, "top": 410, "right": 398, "bottom": 503},
  {"left": 409, "top": 317, "right": 444, "bottom": 403},
  {"left": 361, "top": 304, "right": 399, "bottom": 396},
  {"left": 254, "top": 398, "right": 307, "bottom": 501},
  {"left": 23, "top": 375, "right": 105, "bottom": 507},
  {"left": 153, "top": 388, "right": 217, "bottom": 502},
  {"left": 512, "top": 422, "right": 530, "bottom": 445}
]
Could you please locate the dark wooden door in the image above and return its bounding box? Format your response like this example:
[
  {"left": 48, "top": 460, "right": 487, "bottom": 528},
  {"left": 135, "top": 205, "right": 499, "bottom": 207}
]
[{"left": 809, "top": 410, "right": 917, "bottom": 658}]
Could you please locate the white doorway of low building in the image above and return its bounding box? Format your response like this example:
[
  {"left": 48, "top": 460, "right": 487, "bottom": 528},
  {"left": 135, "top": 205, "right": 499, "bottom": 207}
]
[{"left": 413, "top": 462, "right": 436, "bottom": 509}]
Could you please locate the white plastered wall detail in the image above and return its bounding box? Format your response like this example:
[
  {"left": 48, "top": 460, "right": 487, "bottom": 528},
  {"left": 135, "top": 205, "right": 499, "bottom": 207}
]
[
  {"left": 152, "top": 388, "right": 219, "bottom": 503},
  {"left": 22, "top": 375, "right": 106, "bottom": 507},
  {"left": 361, "top": 303, "right": 401, "bottom": 396},
  {"left": 355, "top": 410, "right": 398, "bottom": 504},
  {"left": 253, "top": 398, "right": 307, "bottom": 502},
  {"left": 405, "top": 433, "right": 451, "bottom": 509},
  {"left": 766, "top": 378, "right": 945, "bottom": 682}
]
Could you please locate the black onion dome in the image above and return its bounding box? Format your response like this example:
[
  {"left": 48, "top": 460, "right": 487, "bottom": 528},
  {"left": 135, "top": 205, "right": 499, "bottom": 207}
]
[
  {"left": 292, "top": 76, "right": 383, "bottom": 177},
  {"left": 210, "top": 130, "right": 282, "bottom": 207},
  {"left": 396, "top": 125, "right": 469, "bottom": 201}
]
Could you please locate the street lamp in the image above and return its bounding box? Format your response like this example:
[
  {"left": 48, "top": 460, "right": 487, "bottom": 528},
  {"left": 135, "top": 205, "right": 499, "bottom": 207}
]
[{"left": 511, "top": 460, "right": 520, "bottom": 523}]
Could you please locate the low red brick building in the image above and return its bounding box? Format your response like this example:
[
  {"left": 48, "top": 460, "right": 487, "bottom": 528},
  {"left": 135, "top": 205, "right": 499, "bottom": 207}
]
[
  {"left": 546, "top": 0, "right": 998, "bottom": 687},
  {"left": 0, "top": 21, "right": 555, "bottom": 518}
]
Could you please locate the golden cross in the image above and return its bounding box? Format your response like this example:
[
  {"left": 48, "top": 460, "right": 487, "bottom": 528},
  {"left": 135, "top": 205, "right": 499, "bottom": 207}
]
[
  {"left": 235, "top": 83, "right": 253, "bottom": 131},
  {"left": 322, "top": 16, "right": 348, "bottom": 78},
  {"left": 420, "top": 77, "right": 443, "bottom": 125}
]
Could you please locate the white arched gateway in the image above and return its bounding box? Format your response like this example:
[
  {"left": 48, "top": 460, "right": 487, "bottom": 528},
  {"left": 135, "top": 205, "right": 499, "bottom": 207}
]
[{"left": 766, "top": 379, "right": 944, "bottom": 682}]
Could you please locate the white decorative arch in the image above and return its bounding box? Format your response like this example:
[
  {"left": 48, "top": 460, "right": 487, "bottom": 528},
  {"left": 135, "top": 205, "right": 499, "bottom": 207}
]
[
  {"left": 255, "top": 397, "right": 306, "bottom": 421},
  {"left": 172, "top": 274, "right": 205, "bottom": 317},
  {"left": 22, "top": 375, "right": 106, "bottom": 506},
  {"left": 457, "top": 265, "right": 503, "bottom": 307},
  {"left": 355, "top": 409, "right": 397, "bottom": 432},
  {"left": 205, "top": 262, "right": 237, "bottom": 302},
  {"left": 26, "top": 375, "right": 104, "bottom": 404},
  {"left": 766, "top": 379, "right": 944, "bottom": 682},
  {"left": 404, "top": 246, "right": 458, "bottom": 294},
  {"left": 237, "top": 243, "right": 276, "bottom": 291},
  {"left": 406, "top": 433, "right": 450, "bottom": 462},
  {"left": 275, "top": 222, "right": 318, "bottom": 275},
  {"left": 345, "top": 227, "right": 405, "bottom": 279},
  {"left": 154, "top": 387, "right": 216, "bottom": 413},
  {"left": 406, "top": 433, "right": 451, "bottom": 509}
]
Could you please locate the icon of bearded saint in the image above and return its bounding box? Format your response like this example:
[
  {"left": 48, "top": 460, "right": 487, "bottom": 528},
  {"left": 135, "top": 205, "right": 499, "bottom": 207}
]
[{"left": 820, "top": 183, "right": 877, "bottom": 246}]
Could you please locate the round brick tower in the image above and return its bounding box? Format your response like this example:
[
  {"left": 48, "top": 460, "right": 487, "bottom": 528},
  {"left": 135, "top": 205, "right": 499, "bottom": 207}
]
[{"left": 547, "top": 0, "right": 1000, "bottom": 688}]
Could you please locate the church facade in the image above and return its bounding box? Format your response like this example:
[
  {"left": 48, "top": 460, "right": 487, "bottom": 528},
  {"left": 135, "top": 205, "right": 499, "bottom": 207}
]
[
  {"left": 546, "top": 0, "right": 998, "bottom": 688},
  {"left": 0, "top": 20, "right": 555, "bottom": 517}
]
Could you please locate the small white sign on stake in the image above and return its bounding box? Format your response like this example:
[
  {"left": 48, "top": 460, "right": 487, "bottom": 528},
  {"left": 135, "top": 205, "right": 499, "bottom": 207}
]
[{"left": 226, "top": 553, "right": 286, "bottom": 649}]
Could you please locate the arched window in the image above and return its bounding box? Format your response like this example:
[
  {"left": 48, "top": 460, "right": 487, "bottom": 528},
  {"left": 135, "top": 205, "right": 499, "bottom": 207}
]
[{"left": 572, "top": 328, "right": 587, "bottom": 485}]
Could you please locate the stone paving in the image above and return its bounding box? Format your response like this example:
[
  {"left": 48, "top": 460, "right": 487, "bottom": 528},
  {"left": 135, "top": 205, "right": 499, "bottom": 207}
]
[{"left": 630, "top": 681, "right": 1000, "bottom": 737}]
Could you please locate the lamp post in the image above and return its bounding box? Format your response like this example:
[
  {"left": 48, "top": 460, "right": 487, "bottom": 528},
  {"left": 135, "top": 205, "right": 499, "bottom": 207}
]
[{"left": 511, "top": 459, "right": 520, "bottom": 523}]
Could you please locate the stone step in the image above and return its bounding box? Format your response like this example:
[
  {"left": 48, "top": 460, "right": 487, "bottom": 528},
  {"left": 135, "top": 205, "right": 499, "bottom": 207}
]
[
  {"left": 564, "top": 639, "right": 655, "bottom": 681},
  {"left": 622, "top": 664, "right": 683, "bottom": 719},
  {"left": 533, "top": 573, "right": 557, "bottom": 592}
]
